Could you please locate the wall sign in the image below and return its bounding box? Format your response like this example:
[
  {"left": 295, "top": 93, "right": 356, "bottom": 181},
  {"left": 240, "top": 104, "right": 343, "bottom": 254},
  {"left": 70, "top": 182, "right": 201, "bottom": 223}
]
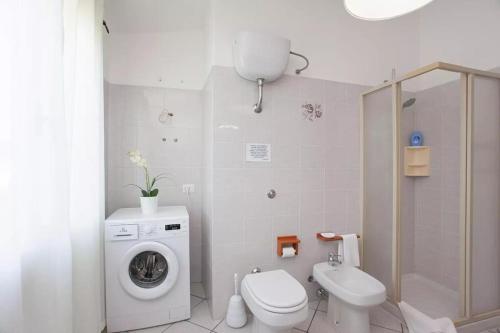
[{"left": 246, "top": 143, "right": 271, "bottom": 162}]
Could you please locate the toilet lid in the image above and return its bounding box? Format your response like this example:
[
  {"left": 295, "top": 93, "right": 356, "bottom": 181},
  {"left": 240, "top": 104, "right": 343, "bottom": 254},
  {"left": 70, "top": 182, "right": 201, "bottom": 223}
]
[{"left": 244, "top": 270, "right": 307, "bottom": 309}]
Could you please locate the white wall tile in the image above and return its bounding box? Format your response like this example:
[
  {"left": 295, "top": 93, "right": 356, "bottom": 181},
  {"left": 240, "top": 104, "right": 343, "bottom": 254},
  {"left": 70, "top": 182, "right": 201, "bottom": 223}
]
[
  {"left": 269, "top": 74, "right": 301, "bottom": 100},
  {"left": 301, "top": 169, "right": 325, "bottom": 192},
  {"left": 214, "top": 142, "right": 245, "bottom": 168},
  {"left": 300, "top": 145, "right": 325, "bottom": 169},
  {"left": 105, "top": 83, "right": 204, "bottom": 282},
  {"left": 272, "top": 215, "right": 300, "bottom": 237},
  {"left": 272, "top": 191, "right": 300, "bottom": 216},
  {"left": 204, "top": 68, "right": 368, "bottom": 319},
  {"left": 272, "top": 168, "right": 301, "bottom": 193},
  {"left": 244, "top": 217, "right": 273, "bottom": 244},
  {"left": 271, "top": 144, "right": 300, "bottom": 168},
  {"left": 301, "top": 190, "right": 325, "bottom": 216},
  {"left": 271, "top": 98, "right": 302, "bottom": 145},
  {"left": 213, "top": 168, "right": 245, "bottom": 193},
  {"left": 244, "top": 192, "right": 273, "bottom": 218},
  {"left": 242, "top": 168, "right": 273, "bottom": 194},
  {"left": 213, "top": 217, "right": 245, "bottom": 245}
]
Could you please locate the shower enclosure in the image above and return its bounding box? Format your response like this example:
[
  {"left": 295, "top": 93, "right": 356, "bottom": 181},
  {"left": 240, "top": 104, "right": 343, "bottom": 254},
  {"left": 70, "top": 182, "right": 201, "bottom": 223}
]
[{"left": 361, "top": 62, "right": 500, "bottom": 326}]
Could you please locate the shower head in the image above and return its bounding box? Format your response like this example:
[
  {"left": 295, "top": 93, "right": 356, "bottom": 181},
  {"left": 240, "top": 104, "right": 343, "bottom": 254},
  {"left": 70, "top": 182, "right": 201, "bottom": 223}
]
[{"left": 402, "top": 98, "right": 416, "bottom": 109}]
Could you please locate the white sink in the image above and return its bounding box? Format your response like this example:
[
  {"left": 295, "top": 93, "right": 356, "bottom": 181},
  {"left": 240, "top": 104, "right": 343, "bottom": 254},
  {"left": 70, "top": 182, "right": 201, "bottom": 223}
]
[
  {"left": 313, "top": 262, "right": 386, "bottom": 307},
  {"left": 313, "top": 262, "right": 386, "bottom": 333}
]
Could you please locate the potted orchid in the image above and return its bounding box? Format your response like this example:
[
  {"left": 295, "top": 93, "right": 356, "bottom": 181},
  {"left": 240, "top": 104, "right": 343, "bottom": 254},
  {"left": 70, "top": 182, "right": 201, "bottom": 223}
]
[{"left": 127, "top": 150, "right": 166, "bottom": 215}]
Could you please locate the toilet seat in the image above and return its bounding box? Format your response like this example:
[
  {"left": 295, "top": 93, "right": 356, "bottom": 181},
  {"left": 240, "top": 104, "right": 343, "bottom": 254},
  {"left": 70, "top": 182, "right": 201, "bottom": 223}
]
[
  {"left": 241, "top": 269, "right": 309, "bottom": 332},
  {"left": 243, "top": 269, "right": 307, "bottom": 314}
]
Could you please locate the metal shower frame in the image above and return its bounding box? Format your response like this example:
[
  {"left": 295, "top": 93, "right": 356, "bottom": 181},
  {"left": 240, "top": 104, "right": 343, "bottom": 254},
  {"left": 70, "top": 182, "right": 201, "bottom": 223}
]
[{"left": 360, "top": 62, "right": 500, "bottom": 326}]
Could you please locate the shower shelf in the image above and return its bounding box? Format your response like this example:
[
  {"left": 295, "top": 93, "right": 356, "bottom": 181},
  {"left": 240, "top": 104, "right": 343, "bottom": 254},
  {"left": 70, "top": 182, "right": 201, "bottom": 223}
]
[{"left": 404, "top": 146, "right": 430, "bottom": 176}]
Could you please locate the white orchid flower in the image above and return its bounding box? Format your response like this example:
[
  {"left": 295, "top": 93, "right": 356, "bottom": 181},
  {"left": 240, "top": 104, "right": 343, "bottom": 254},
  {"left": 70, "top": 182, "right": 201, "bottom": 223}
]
[
  {"left": 127, "top": 149, "right": 165, "bottom": 198},
  {"left": 137, "top": 158, "right": 147, "bottom": 168},
  {"left": 128, "top": 149, "right": 139, "bottom": 157},
  {"left": 128, "top": 150, "right": 144, "bottom": 166}
]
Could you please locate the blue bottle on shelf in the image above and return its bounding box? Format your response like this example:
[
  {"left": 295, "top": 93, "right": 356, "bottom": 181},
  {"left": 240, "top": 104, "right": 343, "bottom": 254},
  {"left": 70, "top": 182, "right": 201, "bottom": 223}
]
[{"left": 410, "top": 131, "right": 423, "bottom": 146}]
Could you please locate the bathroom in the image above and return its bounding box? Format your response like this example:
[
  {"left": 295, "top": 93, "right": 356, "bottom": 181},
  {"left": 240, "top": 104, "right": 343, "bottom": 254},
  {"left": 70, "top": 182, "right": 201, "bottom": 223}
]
[{"left": 3, "top": 0, "right": 500, "bottom": 333}]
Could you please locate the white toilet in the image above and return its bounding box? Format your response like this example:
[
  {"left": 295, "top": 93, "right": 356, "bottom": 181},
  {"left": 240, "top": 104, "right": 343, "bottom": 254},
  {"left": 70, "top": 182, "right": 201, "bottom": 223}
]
[{"left": 241, "top": 269, "right": 309, "bottom": 333}]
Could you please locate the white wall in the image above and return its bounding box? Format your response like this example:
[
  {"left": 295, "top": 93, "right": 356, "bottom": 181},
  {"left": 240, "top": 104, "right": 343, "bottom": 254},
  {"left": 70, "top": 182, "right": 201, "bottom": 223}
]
[
  {"left": 104, "top": 30, "right": 207, "bottom": 90},
  {"left": 403, "top": 0, "right": 500, "bottom": 90},
  {"left": 103, "top": 0, "right": 209, "bottom": 90},
  {"left": 209, "top": 0, "right": 500, "bottom": 90},
  {"left": 210, "top": 0, "right": 420, "bottom": 87},
  {"left": 418, "top": 0, "right": 500, "bottom": 88},
  {"left": 103, "top": 0, "right": 421, "bottom": 90},
  {"left": 104, "top": 0, "right": 500, "bottom": 91}
]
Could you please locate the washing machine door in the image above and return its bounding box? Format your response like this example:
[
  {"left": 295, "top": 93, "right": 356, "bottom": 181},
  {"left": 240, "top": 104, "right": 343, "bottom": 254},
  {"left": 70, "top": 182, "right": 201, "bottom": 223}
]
[{"left": 119, "top": 241, "right": 179, "bottom": 300}]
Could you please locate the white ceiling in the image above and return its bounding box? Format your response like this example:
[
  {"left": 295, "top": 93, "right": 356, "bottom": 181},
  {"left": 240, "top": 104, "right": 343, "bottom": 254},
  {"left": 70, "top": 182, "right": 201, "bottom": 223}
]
[{"left": 104, "top": 0, "right": 208, "bottom": 33}]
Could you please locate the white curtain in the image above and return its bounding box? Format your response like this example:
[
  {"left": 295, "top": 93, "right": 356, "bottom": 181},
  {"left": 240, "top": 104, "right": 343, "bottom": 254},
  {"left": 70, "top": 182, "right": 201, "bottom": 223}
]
[{"left": 0, "top": 0, "right": 105, "bottom": 332}]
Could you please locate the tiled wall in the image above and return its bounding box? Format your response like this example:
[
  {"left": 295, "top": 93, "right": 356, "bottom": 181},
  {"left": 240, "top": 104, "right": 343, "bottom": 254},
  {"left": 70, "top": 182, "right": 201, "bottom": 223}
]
[
  {"left": 104, "top": 82, "right": 203, "bottom": 282},
  {"left": 202, "top": 66, "right": 367, "bottom": 318},
  {"left": 411, "top": 80, "right": 461, "bottom": 291}
]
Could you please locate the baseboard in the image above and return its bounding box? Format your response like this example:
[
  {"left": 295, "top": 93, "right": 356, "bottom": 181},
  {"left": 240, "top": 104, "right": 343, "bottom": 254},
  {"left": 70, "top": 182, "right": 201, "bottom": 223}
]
[{"left": 457, "top": 316, "right": 500, "bottom": 333}]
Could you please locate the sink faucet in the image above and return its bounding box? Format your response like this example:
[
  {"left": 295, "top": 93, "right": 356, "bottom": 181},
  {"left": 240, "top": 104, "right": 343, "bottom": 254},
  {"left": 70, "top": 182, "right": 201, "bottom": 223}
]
[{"left": 328, "top": 252, "right": 342, "bottom": 266}]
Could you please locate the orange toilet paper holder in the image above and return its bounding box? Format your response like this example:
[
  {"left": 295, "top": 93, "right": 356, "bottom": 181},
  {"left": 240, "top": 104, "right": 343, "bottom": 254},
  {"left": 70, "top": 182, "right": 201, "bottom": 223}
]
[{"left": 277, "top": 235, "right": 300, "bottom": 256}]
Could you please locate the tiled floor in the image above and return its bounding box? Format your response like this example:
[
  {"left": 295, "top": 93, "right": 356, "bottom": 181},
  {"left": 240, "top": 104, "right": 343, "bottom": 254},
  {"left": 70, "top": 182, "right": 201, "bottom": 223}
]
[{"left": 124, "top": 283, "right": 406, "bottom": 333}]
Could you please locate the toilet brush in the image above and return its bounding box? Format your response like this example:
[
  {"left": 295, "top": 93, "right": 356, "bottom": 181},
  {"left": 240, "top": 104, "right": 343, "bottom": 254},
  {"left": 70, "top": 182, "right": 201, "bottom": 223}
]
[{"left": 225, "top": 273, "right": 247, "bottom": 328}]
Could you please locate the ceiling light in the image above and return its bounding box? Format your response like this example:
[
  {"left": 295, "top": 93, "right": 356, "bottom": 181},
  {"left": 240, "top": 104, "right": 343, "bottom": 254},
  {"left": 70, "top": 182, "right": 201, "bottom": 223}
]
[{"left": 344, "top": 0, "right": 435, "bottom": 20}]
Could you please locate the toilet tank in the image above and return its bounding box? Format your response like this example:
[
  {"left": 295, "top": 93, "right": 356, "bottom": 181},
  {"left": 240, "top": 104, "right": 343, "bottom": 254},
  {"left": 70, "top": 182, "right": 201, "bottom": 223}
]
[{"left": 233, "top": 31, "right": 291, "bottom": 82}]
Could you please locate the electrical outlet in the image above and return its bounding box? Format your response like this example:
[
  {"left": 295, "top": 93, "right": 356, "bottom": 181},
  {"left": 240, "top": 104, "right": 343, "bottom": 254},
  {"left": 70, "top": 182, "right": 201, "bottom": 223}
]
[{"left": 182, "top": 184, "right": 195, "bottom": 193}]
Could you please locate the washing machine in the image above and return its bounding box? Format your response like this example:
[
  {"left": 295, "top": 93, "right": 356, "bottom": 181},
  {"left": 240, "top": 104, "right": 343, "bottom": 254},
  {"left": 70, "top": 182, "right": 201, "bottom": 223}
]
[{"left": 105, "top": 206, "right": 190, "bottom": 332}]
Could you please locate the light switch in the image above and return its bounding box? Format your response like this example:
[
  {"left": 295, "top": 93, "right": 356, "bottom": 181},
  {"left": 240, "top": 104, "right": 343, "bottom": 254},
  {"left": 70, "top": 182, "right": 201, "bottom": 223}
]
[{"left": 182, "top": 184, "right": 195, "bottom": 193}]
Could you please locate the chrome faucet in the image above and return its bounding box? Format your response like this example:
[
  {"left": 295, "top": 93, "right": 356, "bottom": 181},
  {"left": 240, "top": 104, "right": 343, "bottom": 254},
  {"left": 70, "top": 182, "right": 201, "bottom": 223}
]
[{"left": 328, "top": 252, "right": 342, "bottom": 266}]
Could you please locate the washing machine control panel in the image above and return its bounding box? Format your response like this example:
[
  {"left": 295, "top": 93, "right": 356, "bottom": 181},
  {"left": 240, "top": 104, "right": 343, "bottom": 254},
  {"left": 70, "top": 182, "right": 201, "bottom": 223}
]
[
  {"left": 138, "top": 219, "right": 188, "bottom": 239},
  {"left": 106, "top": 224, "right": 139, "bottom": 241}
]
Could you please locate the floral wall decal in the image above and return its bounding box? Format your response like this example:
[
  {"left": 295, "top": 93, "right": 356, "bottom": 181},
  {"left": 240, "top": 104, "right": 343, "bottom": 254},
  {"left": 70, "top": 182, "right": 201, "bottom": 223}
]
[{"left": 301, "top": 102, "right": 323, "bottom": 121}]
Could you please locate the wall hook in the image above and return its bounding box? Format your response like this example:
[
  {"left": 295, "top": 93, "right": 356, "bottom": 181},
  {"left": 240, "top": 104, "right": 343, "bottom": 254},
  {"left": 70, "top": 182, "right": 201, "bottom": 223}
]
[
  {"left": 102, "top": 20, "right": 110, "bottom": 34},
  {"left": 158, "top": 109, "right": 173, "bottom": 124}
]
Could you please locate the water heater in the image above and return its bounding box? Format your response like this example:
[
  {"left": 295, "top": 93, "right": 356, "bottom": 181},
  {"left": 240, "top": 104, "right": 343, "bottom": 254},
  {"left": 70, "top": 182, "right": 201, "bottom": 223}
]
[
  {"left": 233, "top": 31, "right": 291, "bottom": 82},
  {"left": 233, "top": 31, "right": 309, "bottom": 113}
]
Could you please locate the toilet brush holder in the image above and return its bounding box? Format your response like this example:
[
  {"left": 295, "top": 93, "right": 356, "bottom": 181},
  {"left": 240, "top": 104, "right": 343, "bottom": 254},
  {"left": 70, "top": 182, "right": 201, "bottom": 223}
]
[{"left": 226, "top": 273, "right": 247, "bottom": 328}]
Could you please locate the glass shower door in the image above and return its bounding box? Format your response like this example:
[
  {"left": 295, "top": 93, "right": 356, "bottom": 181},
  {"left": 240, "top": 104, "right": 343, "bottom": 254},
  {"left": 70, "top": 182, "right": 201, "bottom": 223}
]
[
  {"left": 362, "top": 86, "right": 395, "bottom": 300},
  {"left": 470, "top": 75, "right": 500, "bottom": 316},
  {"left": 361, "top": 63, "right": 500, "bottom": 326},
  {"left": 399, "top": 71, "right": 464, "bottom": 321}
]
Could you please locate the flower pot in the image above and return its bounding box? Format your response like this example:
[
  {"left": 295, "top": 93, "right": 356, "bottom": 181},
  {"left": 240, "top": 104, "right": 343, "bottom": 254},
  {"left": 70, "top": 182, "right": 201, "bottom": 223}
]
[{"left": 140, "top": 196, "right": 158, "bottom": 215}]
